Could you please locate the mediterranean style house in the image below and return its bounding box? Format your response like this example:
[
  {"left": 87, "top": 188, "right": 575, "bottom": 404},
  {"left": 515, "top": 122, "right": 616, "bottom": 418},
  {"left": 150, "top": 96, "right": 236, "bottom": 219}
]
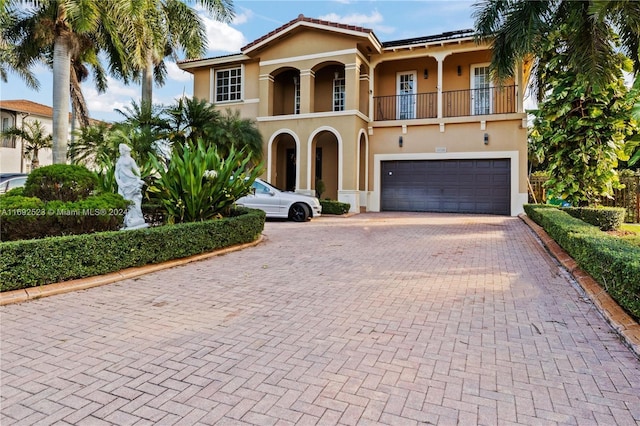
[
  {"left": 0, "top": 100, "right": 55, "bottom": 173},
  {"left": 179, "top": 15, "right": 530, "bottom": 216}
]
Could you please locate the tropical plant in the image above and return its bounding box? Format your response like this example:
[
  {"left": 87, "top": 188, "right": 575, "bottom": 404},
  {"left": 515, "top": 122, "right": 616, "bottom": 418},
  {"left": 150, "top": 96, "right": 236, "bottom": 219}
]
[
  {"left": 1, "top": 119, "right": 52, "bottom": 169},
  {"left": 112, "top": 100, "right": 170, "bottom": 160},
  {"left": 164, "top": 96, "right": 221, "bottom": 146},
  {"left": 128, "top": 0, "right": 234, "bottom": 106},
  {"left": 0, "top": 5, "right": 38, "bottom": 90},
  {"left": 146, "top": 139, "right": 262, "bottom": 223},
  {"left": 473, "top": 0, "right": 640, "bottom": 96},
  {"left": 2, "top": 0, "right": 137, "bottom": 163},
  {"left": 213, "top": 109, "right": 264, "bottom": 164},
  {"left": 528, "top": 34, "right": 638, "bottom": 206},
  {"left": 69, "top": 122, "right": 115, "bottom": 167}
]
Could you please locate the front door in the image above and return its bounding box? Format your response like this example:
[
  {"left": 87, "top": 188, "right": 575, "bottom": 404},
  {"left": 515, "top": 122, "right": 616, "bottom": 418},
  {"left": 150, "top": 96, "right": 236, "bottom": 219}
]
[
  {"left": 396, "top": 72, "right": 416, "bottom": 120},
  {"left": 286, "top": 148, "right": 296, "bottom": 191},
  {"left": 471, "top": 64, "right": 492, "bottom": 115}
]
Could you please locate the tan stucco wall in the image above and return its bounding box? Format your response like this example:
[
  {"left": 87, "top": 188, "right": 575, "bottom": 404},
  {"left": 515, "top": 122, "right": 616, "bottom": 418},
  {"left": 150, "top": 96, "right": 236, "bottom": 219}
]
[
  {"left": 192, "top": 69, "right": 211, "bottom": 102},
  {"left": 256, "top": 31, "right": 365, "bottom": 62},
  {"left": 368, "top": 118, "right": 528, "bottom": 194}
]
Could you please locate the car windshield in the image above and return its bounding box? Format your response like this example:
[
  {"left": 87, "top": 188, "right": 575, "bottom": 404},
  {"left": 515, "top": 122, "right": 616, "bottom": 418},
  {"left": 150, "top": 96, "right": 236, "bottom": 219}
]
[{"left": 257, "top": 180, "right": 283, "bottom": 192}]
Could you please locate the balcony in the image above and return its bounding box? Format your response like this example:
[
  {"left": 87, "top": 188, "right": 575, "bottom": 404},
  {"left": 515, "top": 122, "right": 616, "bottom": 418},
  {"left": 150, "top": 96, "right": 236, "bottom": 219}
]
[{"left": 374, "top": 85, "right": 517, "bottom": 121}]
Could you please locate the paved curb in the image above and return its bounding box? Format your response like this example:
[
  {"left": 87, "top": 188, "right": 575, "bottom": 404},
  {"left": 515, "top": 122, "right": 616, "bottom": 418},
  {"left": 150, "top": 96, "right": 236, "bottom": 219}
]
[
  {"left": 519, "top": 214, "right": 640, "bottom": 359},
  {"left": 0, "top": 235, "right": 264, "bottom": 306}
]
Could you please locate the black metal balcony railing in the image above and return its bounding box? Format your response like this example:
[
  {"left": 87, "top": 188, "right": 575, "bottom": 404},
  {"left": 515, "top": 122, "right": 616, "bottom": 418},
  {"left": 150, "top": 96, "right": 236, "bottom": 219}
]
[{"left": 374, "top": 85, "right": 517, "bottom": 121}]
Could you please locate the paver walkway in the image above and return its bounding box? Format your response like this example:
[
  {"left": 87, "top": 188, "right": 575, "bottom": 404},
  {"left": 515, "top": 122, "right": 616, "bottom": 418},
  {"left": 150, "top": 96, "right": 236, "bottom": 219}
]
[{"left": 1, "top": 212, "right": 639, "bottom": 425}]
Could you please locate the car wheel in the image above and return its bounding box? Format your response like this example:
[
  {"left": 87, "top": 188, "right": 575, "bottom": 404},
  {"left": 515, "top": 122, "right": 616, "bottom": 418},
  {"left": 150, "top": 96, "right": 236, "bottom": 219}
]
[{"left": 289, "top": 203, "right": 310, "bottom": 222}]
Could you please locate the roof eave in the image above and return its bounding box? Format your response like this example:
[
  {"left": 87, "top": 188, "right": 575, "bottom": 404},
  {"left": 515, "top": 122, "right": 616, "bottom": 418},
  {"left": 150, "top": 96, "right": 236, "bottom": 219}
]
[
  {"left": 178, "top": 53, "right": 251, "bottom": 71},
  {"left": 242, "top": 20, "right": 379, "bottom": 56}
]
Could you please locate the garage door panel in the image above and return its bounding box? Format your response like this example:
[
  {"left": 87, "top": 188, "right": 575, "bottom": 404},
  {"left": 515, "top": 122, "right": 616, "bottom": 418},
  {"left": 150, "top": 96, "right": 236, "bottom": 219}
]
[{"left": 381, "top": 159, "right": 510, "bottom": 215}]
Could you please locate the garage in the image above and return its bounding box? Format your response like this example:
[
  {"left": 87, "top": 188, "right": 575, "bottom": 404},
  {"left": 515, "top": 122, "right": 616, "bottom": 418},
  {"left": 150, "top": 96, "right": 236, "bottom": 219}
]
[{"left": 381, "top": 159, "right": 510, "bottom": 215}]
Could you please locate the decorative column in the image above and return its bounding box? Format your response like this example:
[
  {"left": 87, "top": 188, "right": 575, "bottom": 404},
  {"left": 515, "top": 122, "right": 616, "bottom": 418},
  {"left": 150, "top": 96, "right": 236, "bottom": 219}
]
[
  {"left": 345, "top": 62, "right": 360, "bottom": 111},
  {"left": 300, "top": 69, "right": 314, "bottom": 114},
  {"left": 258, "top": 74, "right": 274, "bottom": 117}
]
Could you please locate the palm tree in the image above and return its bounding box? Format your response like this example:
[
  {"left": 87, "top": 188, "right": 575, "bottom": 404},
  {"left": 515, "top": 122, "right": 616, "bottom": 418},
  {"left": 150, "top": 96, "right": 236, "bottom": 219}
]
[
  {"left": 0, "top": 5, "right": 39, "bottom": 90},
  {"left": 69, "top": 122, "right": 115, "bottom": 168},
  {"left": 164, "top": 96, "right": 221, "bottom": 146},
  {"left": 130, "top": 0, "right": 234, "bottom": 106},
  {"left": 1, "top": 120, "right": 52, "bottom": 170},
  {"left": 214, "top": 108, "right": 263, "bottom": 164},
  {"left": 2, "top": 0, "right": 136, "bottom": 164},
  {"left": 473, "top": 0, "right": 640, "bottom": 96}
]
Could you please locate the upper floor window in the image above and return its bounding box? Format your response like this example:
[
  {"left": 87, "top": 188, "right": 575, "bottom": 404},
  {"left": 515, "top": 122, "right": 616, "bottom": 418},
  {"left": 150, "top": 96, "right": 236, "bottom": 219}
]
[
  {"left": 1, "top": 117, "right": 15, "bottom": 148},
  {"left": 397, "top": 72, "right": 416, "bottom": 120},
  {"left": 333, "top": 74, "right": 345, "bottom": 112},
  {"left": 215, "top": 67, "right": 242, "bottom": 103},
  {"left": 471, "top": 64, "right": 492, "bottom": 115},
  {"left": 293, "top": 76, "right": 300, "bottom": 115}
]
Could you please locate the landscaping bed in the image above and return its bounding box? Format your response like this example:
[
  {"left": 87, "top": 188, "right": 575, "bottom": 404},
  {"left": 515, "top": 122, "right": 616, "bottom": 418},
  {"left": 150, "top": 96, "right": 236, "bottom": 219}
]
[{"left": 0, "top": 207, "right": 265, "bottom": 292}]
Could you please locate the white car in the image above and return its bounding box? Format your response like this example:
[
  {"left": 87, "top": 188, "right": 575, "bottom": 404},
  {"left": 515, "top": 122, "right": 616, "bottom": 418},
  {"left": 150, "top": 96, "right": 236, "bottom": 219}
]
[{"left": 236, "top": 178, "right": 322, "bottom": 222}]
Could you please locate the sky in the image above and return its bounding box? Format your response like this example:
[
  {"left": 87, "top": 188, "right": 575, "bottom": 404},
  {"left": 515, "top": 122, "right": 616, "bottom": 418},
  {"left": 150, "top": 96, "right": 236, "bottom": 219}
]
[{"left": 0, "top": 0, "right": 481, "bottom": 123}]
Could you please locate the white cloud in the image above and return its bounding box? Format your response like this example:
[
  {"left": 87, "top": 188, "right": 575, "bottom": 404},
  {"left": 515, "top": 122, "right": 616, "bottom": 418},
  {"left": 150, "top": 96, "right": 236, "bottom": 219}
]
[
  {"left": 166, "top": 62, "right": 192, "bottom": 83},
  {"left": 232, "top": 8, "right": 252, "bottom": 25},
  {"left": 84, "top": 77, "right": 138, "bottom": 116},
  {"left": 319, "top": 10, "right": 394, "bottom": 35},
  {"left": 202, "top": 14, "right": 247, "bottom": 54}
]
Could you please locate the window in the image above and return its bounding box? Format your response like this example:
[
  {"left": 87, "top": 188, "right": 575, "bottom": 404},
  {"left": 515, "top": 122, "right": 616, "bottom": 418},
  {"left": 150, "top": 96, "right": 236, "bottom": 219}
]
[
  {"left": 215, "top": 67, "right": 242, "bottom": 102},
  {"left": 293, "top": 76, "right": 300, "bottom": 115},
  {"left": 1, "top": 117, "right": 15, "bottom": 148},
  {"left": 471, "top": 65, "right": 492, "bottom": 115},
  {"left": 333, "top": 75, "right": 345, "bottom": 111},
  {"left": 396, "top": 72, "right": 416, "bottom": 119}
]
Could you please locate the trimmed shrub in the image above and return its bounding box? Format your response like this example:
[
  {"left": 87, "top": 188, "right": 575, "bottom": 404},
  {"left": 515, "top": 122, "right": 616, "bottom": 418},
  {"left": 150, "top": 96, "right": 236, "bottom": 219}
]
[
  {"left": 0, "top": 207, "right": 265, "bottom": 292},
  {"left": 561, "top": 206, "right": 626, "bottom": 231},
  {"left": 524, "top": 204, "right": 640, "bottom": 321},
  {"left": 320, "top": 199, "right": 351, "bottom": 215},
  {"left": 1, "top": 192, "right": 129, "bottom": 241},
  {"left": 23, "top": 164, "right": 98, "bottom": 202}
]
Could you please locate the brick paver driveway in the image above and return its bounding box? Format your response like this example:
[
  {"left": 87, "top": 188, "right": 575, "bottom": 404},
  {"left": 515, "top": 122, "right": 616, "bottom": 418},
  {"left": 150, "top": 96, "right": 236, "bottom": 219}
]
[{"left": 2, "top": 212, "right": 639, "bottom": 425}]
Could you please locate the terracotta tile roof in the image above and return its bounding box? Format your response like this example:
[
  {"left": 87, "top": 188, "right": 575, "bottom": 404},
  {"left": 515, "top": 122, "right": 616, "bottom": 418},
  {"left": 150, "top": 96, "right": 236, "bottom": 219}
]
[
  {"left": 241, "top": 14, "right": 374, "bottom": 52},
  {"left": 0, "top": 99, "right": 105, "bottom": 125},
  {"left": 0, "top": 99, "right": 54, "bottom": 117}
]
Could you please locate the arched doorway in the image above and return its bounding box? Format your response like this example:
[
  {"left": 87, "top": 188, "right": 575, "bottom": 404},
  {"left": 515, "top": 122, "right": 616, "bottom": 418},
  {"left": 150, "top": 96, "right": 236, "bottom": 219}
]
[
  {"left": 269, "top": 132, "right": 298, "bottom": 191},
  {"left": 358, "top": 131, "right": 368, "bottom": 211},
  {"left": 310, "top": 130, "right": 339, "bottom": 200}
]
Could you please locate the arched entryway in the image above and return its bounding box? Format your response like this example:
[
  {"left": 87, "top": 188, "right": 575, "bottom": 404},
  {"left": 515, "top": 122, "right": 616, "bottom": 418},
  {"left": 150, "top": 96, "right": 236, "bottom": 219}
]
[
  {"left": 269, "top": 132, "right": 299, "bottom": 191},
  {"left": 309, "top": 130, "right": 339, "bottom": 200},
  {"left": 358, "top": 130, "right": 368, "bottom": 211}
]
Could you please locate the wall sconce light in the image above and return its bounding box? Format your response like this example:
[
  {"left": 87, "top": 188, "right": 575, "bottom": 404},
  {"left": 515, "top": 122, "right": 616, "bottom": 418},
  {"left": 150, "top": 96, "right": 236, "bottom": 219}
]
[
  {"left": 334, "top": 71, "right": 339, "bottom": 80},
  {"left": 484, "top": 133, "right": 489, "bottom": 145},
  {"left": 423, "top": 69, "right": 429, "bottom": 79},
  {"left": 399, "top": 136, "right": 403, "bottom": 148},
  {"left": 457, "top": 65, "right": 462, "bottom": 76}
]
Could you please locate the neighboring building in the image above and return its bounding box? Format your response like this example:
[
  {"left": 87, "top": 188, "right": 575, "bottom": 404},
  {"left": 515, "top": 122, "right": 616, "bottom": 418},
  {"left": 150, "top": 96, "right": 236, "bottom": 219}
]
[
  {"left": 179, "top": 15, "right": 530, "bottom": 215},
  {"left": 1, "top": 100, "right": 55, "bottom": 174},
  {"left": 0, "top": 99, "right": 92, "bottom": 174}
]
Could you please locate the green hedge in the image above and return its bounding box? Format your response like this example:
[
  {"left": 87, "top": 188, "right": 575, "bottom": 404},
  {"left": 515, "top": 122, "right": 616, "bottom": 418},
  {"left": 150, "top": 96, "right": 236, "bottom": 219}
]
[
  {"left": 0, "top": 207, "right": 266, "bottom": 292},
  {"left": 562, "top": 206, "right": 626, "bottom": 231},
  {"left": 0, "top": 192, "right": 129, "bottom": 241},
  {"left": 320, "top": 199, "right": 351, "bottom": 215},
  {"left": 524, "top": 204, "right": 640, "bottom": 321},
  {"left": 24, "top": 164, "right": 98, "bottom": 202}
]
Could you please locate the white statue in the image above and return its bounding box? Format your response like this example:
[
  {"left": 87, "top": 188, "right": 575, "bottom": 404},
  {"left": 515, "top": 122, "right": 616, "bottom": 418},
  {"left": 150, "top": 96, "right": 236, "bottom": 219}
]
[{"left": 115, "top": 143, "right": 148, "bottom": 230}]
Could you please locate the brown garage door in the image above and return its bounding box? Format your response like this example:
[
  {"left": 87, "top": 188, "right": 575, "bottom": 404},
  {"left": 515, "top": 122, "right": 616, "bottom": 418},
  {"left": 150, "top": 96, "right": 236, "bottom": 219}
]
[{"left": 381, "top": 159, "right": 510, "bottom": 215}]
